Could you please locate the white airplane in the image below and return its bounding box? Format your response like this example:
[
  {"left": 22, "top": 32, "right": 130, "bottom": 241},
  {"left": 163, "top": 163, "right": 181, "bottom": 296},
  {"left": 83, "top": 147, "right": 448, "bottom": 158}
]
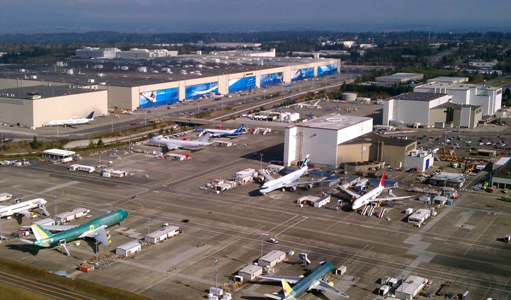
[
  {"left": 46, "top": 111, "right": 94, "bottom": 126},
  {"left": 149, "top": 133, "right": 212, "bottom": 150},
  {"left": 259, "top": 155, "right": 316, "bottom": 195},
  {"left": 202, "top": 124, "right": 244, "bottom": 137},
  {"left": 0, "top": 198, "right": 49, "bottom": 219},
  {"left": 338, "top": 173, "right": 411, "bottom": 210}
]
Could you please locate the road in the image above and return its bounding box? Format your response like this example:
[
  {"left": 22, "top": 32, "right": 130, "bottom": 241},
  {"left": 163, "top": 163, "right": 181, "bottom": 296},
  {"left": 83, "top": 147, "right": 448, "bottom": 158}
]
[
  {"left": 0, "top": 271, "right": 95, "bottom": 300},
  {"left": 428, "top": 47, "right": 459, "bottom": 65}
]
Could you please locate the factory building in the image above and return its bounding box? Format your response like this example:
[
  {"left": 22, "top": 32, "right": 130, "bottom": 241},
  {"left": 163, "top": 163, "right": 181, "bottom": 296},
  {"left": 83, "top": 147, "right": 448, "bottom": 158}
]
[
  {"left": 382, "top": 92, "right": 453, "bottom": 127},
  {"left": 76, "top": 47, "right": 120, "bottom": 59},
  {"left": 426, "top": 76, "right": 469, "bottom": 84},
  {"left": 414, "top": 82, "right": 502, "bottom": 115},
  {"left": 492, "top": 158, "right": 511, "bottom": 189},
  {"left": 429, "top": 102, "right": 482, "bottom": 128},
  {"left": 0, "top": 85, "right": 108, "bottom": 127},
  {"left": 403, "top": 150, "right": 435, "bottom": 172},
  {"left": 0, "top": 55, "right": 340, "bottom": 127},
  {"left": 336, "top": 132, "right": 417, "bottom": 167},
  {"left": 284, "top": 114, "right": 373, "bottom": 167},
  {"left": 375, "top": 72, "right": 424, "bottom": 84}
]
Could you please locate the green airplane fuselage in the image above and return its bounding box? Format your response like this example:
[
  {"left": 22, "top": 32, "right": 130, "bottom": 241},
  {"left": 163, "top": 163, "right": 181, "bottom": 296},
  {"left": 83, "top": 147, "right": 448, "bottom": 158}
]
[{"left": 34, "top": 210, "right": 128, "bottom": 247}]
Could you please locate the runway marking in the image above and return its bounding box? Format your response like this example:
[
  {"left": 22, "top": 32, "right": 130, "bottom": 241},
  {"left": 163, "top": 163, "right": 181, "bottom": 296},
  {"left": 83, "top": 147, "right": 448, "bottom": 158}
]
[
  {"left": 464, "top": 202, "right": 509, "bottom": 255},
  {"left": 498, "top": 274, "right": 511, "bottom": 299},
  {"left": 274, "top": 216, "right": 308, "bottom": 240},
  {"left": 347, "top": 246, "right": 374, "bottom": 268}
]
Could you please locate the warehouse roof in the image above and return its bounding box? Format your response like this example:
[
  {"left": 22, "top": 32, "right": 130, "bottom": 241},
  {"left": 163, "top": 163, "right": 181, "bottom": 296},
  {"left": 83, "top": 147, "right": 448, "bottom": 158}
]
[
  {"left": 117, "top": 241, "right": 142, "bottom": 250},
  {"left": 341, "top": 132, "right": 417, "bottom": 147},
  {"left": 0, "top": 85, "right": 103, "bottom": 100},
  {"left": 294, "top": 114, "right": 372, "bottom": 131},
  {"left": 376, "top": 72, "right": 423, "bottom": 82},
  {"left": 387, "top": 92, "right": 449, "bottom": 102},
  {"left": 261, "top": 250, "right": 286, "bottom": 262},
  {"left": 426, "top": 76, "right": 469, "bottom": 83},
  {"left": 493, "top": 157, "right": 511, "bottom": 180},
  {"left": 145, "top": 226, "right": 179, "bottom": 238},
  {"left": 416, "top": 82, "right": 502, "bottom": 91},
  {"left": 433, "top": 102, "right": 482, "bottom": 109},
  {"left": 42, "top": 149, "right": 76, "bottom": 156}
]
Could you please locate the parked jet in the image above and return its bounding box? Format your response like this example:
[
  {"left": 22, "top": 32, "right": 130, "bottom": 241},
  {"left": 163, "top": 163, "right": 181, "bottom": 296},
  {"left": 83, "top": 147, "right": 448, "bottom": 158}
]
[
  {"left": 21, "top": 210, "right": 128, "bottom": 256},
  {"left": 202, "top": 124, "right": 244, "bottom": 137},
  {"left": 259, "top": 262, "right": 349, "bottom": 299},
  {"left": 46, "top": 111, "right": 94, "bottom": 126},
  {"left": 0, "top": 198, "right": 49, "bottom": 219},
  {"left": 259, "top": 155, "right": 314, "bottom": 196},
  {"left": 338, "top": 173, "right": 411, "bottom": 210},
  {"left": 149, "top": 133, "right": 212, "bottom": 150}
]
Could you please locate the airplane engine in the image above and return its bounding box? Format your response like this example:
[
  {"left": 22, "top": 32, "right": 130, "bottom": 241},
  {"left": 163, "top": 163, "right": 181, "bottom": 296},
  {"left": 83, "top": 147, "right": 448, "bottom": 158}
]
[
  {"left": 290, "top": 186, "right": 297, "bottom": 192},
  {"left": 306, "top": 184, "right": 313, "bottom": 190}
]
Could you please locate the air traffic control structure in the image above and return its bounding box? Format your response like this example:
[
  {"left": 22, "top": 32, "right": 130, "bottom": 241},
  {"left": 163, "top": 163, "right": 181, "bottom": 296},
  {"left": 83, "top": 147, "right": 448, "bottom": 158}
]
[{"left": 0, "top": 52, "right": 340, "bottom": 127}]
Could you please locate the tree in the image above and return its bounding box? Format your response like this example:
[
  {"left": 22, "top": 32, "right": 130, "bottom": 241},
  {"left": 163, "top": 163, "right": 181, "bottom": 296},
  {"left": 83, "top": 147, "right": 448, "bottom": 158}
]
[
  {"left": 30, "top": 136, "right": 39, "bottom": 149},
  {"left": 148, "top": 133, "right": 155, "bottom": 139},
  {"left": 97, "top": 139, "right": 104, "bottom": 148}
]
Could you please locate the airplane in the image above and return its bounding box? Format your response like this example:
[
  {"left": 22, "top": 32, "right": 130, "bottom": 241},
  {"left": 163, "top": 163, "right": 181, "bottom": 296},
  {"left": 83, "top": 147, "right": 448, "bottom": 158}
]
[
  {"left": 338, "top": 173, "right": 412, "bottom": 210},
  {"left": 259, "top": 262, "right": 349, "bottom": 299},
  {"left": 46, "top": 111, "right": 95, "bottom": 126},
  {"left": 0, "top": 198, "right": 49, "bottom": 219},
  {"left": 201, "top": 124, "right": 245, "bottom": 138},
  {"left": 259, "top": 155, "right": 316, "bottom": 196},
  {"left": 21, "top": 210, "right": 128, "bottom": 256},
  {"left": 149, "top": 133, "right": 212, "bottom": 150}
]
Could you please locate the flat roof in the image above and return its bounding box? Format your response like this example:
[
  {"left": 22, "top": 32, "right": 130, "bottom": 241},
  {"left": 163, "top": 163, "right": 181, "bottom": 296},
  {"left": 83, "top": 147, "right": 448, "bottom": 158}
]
[
  {"left": 397, "top": 276, "right": 428, "bottom": 295},
  {"left": 494, "top": 157, "right": 511, "bottom": 179},
  {"left": 427, "top": 76, "right": 469, "bottom": 83},
  {"left": 0, "top": 85, "right": 103, "bottom": 100},
  {"left": 261, "top": 250, "right": 286, "bottom": 262},
  {"left": 376, "top": 72, "right": 423, "bottom": 81},
  {"left": 0, "top": 56, "right": 338, "bottom": 88},
  {"left": 433, "top": 102, "right": 482, "bottom": 109},
  {"left": 239, "top": 265, "right": 262, "bottom": 274},
  {"left": 416, "top": 82, "right": 501, "bottom": 91},
  {"left": 294, "top": 113, "right": 372, "bottom": 131},
  {"left": 341, "top": 132, "right": 416, "bottom": 147},
  {"left": 146, "top": 226, "right": 179, "bottom": 238},
  {"left": 42, "top": 149, "right": 76, "bottom": 156},
  {"left": 387, "top": 92, "right": 448, "bottom": 102},
  {"left": 117, "top": 241, "right": 142, "bottom": 250}
]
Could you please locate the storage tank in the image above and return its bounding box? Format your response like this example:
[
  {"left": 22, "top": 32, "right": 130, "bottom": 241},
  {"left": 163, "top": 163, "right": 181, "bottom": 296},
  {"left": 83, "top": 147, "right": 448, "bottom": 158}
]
[{"left": 342, "top": 93, "right": 357, "bottom": 101}]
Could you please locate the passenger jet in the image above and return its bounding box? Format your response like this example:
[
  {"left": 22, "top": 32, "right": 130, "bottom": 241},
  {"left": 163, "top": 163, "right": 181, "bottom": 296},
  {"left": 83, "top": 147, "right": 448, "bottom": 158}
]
[
  {"left": 338, "top": 173, "right": 411, "bottom": 210},
  {"left": 46, "top": 111, "right": 95, "bottom": 126},
  {"left": 149, "top": 133, "right": 212, "bottom": 150},
  {"left": 21, "top": 210, "right": 128, "bottom": 256},
  {"left": 201, "top": 124, "right": 244, "bottom": 137},
  {"left": 0, "top": 198, "right": 49, "bottom": 219},
  {"left": 259, "top": 262, "right": 349, "bottom": 299},
  {"left": 259, "top": 155, "right": 315, "bottom": 196}
]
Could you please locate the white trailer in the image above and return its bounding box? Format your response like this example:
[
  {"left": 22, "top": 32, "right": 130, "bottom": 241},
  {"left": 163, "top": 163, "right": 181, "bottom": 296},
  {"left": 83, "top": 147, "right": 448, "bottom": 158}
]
[
  {"left": 76, "top": 165, "right": 95, "bottom": 173},
  {"left": 32, "top": 218, "right": 56, "bottom": 226},
  {"left": 408, "top": 209, "right": 431, "bottom": 227},
  {"left": 116, "top": 241, "right": 142, "bottom": 257}
]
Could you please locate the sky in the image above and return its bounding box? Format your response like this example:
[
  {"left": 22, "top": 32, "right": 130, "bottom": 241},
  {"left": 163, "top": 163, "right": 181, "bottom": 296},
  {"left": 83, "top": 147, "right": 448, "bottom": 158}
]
[{"left": 1, "top": 0, "right": 510, "bottom": 33}]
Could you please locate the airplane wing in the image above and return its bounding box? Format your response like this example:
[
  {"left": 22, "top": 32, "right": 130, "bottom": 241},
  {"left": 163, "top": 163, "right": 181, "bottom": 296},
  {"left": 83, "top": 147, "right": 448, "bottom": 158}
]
[
  {"left": 337, "top": 185, "right": 361, "bottom": 199},
  {"left": 258, "top": 275, "right": 302, "bottom": 284},
  {"left": 0, "top": 205, "right": 7, "bottom": 209},
  {"left": 40, "top": 225, "right": 79, "bottom": 232},
  {"left": 18, "top": 210, "right": 32, "bottom": 219},
  {"left": 369, "top": 196, "right": 413, "bottom": 204},
  {"left": 161, "top": 142, "right": 180, "bottom": 150},
  {"left": 281, "top": 180, "right": 317, "bottom": 188},
  {"left": 264, "top": 294, "right": 284, "bottom": 300},
  {"left": 259, "top": 171, "right": 276, "bottom": 182},
  {"left": 79, "top": 226, "right": 110, "bottom": 246},
  {"left": 314, "top": 280, "right": 349, "bottom": 298}
]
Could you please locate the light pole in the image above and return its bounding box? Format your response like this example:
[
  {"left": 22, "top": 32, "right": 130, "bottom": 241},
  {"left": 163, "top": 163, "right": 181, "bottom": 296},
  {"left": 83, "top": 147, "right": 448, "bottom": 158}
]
[
  {"left": 214, "top": 259, "right": 218, "bottom": 289},
  {"left": 260, "top": 235, "right": 264, "bottom": 265},
  {"left": 147, "top": 213, "right": 151, "bottom": 235},
  {"left": 400, "top": 264, "right": 406, "bottom": 299},
  {"left": 53, "top": 195, "right": 57, "bottom": 223},
  {"left": 260, "top": 153, "right": 263, "bottom": 170}
]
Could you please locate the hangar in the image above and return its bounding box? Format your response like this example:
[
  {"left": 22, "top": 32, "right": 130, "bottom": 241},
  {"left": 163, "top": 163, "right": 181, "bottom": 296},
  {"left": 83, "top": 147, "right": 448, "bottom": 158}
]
[
  {"left": 0, "top": 53, "right": 340, "bottom": 127},
  {"left": 284, "top": 114, "right": 373, "bottom": 167}
]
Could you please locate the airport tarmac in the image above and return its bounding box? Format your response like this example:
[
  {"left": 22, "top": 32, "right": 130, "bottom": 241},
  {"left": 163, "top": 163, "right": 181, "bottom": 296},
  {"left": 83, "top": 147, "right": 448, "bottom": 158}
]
[{"left": 0, "top": 130, "right": 510, "bottom": 299}]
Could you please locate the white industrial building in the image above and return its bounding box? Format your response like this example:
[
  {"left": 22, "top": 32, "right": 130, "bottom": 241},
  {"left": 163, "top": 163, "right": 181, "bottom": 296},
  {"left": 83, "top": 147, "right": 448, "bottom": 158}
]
[
  {"left": 76, "top": 47, "right": 120, "bottom": 59},
  {"left": 427, "top": 76, "right": 469, "bottom": 84},
  {"left": 375, "top": 73, "right": 424, "bottom": 84},
  {"left": 54, "top": 208, "right": 90, "bottom": 223},
  {"left": 42, "top": 149, "right": 76, "bottom": 160},
  {"left": 403, "top": 150, "right": 434, "bottom": 172},
  {"left": 238, "top": 265, "right": 263, "bottom": 281},
  {"left": 414, "top": 82, "right": 502, "bottom": 115},
  {"left": 0, "top": 54, "right": 339, "bottom": 127},
  {"left": 145, "top": 226, "right": 180, "bottom": 244},
  {"left": 383, "top": 92, "right": 455, "bottom": 127},
  {"left": 116, "top": 241, "right": 142, "bottom": 257},
  {"left": 260, "top": 250, "right": 287, "bottom": 267},
  {"left": 284, "top": 114, "right": 373, "bottom": 167},
  {"left": 394, "top": 276, "right": 429, "bottom": 300}
]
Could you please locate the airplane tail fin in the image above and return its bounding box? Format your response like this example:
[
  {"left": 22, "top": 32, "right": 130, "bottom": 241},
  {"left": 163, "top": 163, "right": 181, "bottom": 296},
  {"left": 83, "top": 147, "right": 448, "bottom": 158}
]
[
  {"left": 198, "top": 133, "right": 211, "bottom": 142},
  {"left": 86, "top": 111, "right": 94, "bottom": 119},
  {"left": 234, "top": 124, "right": 244, "bottom": 134},
  {"left": 301, "top": 154, "right": 310, "bottom": 168},
  {"left": 30, "top": 224, "right": 54, "bottom": 241},
  {"left": 281, "top": 279, "right": 293, "bottom": 297},
  {"left": 379, "top": 173, "right": 385, "bottom": 188}
]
